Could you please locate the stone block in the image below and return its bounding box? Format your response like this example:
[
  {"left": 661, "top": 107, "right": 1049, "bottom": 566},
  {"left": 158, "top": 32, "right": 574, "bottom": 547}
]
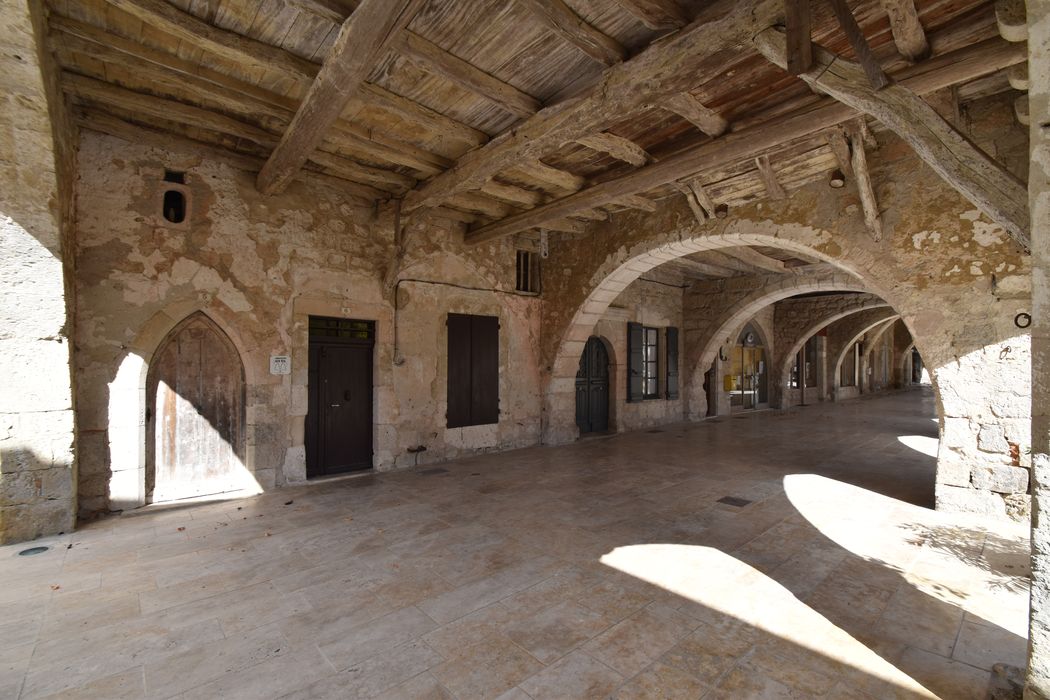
[
  {"left": 937, "top": 460, "right": 971, "bottom": 488},
  {"left": 977, "top": 424, "right": 1010, "bottom": 454},
  {"left": 971, "top": 465, "right": 1029, "bottom": 494},
  {"left": 936, "top": 483, "right": 1007, "bottom": 518}
]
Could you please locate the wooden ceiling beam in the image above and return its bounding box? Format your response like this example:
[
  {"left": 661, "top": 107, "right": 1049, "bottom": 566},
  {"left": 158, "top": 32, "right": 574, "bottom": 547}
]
[
  {"left": 62, "top": 72, "right": 409, "bottom": 193},
  {"left": 51, "top": 21, "right": 450, "bottom": 177},
  {"left": 460, "top": 36, "right": 1025, "bottom": 244},
  {"left": 508, "top": 160, "right": 586, "bottom": 192},
  {"left": 100, "top": 0, "right": 484, "bottom": 154},
  {"left": 479, "top": 181, "right": 545, "bottom": 207},
  {"left": 879, "top": 0, "right": 929, "bottom": 62},
  {"left": 514, "top": 0, "right": 627, "bottom": 66},
  {"left": 576, "top": 132, "right": 650, "bottom": 166},
  {"left": 755, "top": 27, "right": 1029, "bottom": 251},
  {"left": 663, "top": 93, "right": 728, "bottom": 137},
  {"left": 612, "top": 194, "right": 658, "bottom": 212},
  {"left": 717, "top": 247, "right": 787, "bottom": 273},
  {"left": 785, "top": 0, "right": 813, "bottom": 75},
  {"left": 257, "top": 0, "right": 425, "bottom": 194},
  {"left": 609, "top": 0, "right": 689, "bottom": 31},
  {"left": 405, "top": 0, "right": 785, "bottom": 214},
  {"left": 824, "top": 126, "right": 854, "bottom": 177},
  {"left": 676, "top": 255, "right": 742, "bottom": 277},
  {"left": 396, "top": 31, "right": 541, "bottom": 119}
]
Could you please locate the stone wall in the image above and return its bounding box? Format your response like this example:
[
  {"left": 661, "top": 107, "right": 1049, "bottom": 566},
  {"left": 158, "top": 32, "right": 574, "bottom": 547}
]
[
  {"left": 0, "top": 1, "right": 78, "bottom": 543},
  {"left": 591, "top": 271, "right": 685, "bottom": 433},
  {"left": 73, "top": 132, "right": 542, "bottom": 517},
  {"left": 1028, "top": 2, "right": 1050, "bottom": 695}
]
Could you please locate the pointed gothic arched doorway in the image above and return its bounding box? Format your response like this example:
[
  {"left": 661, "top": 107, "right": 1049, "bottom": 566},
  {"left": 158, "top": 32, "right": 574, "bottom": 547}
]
[
  {"left": 145, "top": 312, "right": 246, "bottom": 503},
  {"left": 575, "top": 336, "right": 610, "bottom": 435}
]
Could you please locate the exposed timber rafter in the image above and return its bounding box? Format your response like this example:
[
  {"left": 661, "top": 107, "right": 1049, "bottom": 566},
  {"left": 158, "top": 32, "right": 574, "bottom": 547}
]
[
  {"left": 609, "top": 0, "right": 689, "bottom": 31},
  {"left": 785, "top": 0, "right": 813, "bottom": 75},
  {"left": 663, "top": 93, "right": 728, "bottom": 137},
  {"left": 257, "top": 0, "right": 425, "bottom": 194},
  {"left": 514, "top": 0, "right": 627, "bottom": 66},
  {"left": 404, "top": 0, "right": 785, "bottom": 214},
  {"left": 576, "top": 132, "right": 651, "bottom": 166},
  {"left": 460, "top": 36, "right": 1026, "bottom": 245},
  {"left": 754, "top": 155, "right": 787, "bottom": 199},
  {"left": 879, "top": 0, "right": 929, "bottom": 62},
  {"left": 718, "top": 247, "right": 787, "bottom": 274},
  {"left": 396, "top": 31, "right": 542, "bottom": 119},
  {"left": 824, "top": 127, "right": 854, "bottom": 177},
  {"left": 754, "top": 26, "right": 1030, "bottom": 251},
  {"left": 826, "top": 0, "right": 890, "bottom": 90}
]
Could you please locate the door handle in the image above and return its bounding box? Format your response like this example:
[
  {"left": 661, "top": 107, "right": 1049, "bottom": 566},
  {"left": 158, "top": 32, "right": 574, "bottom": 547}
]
[{"left": 330, "top": 404, "right": 341, "bottom": 408}]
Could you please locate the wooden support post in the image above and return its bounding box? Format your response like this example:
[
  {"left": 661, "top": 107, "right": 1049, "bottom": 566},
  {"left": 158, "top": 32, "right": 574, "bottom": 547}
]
[
  {"left": 825, "top": 0, "right": 890, "bottom": 90},
  {"left": 824, "top": 127, "right": 854, "bottom": 177},
  {"left": 879, "top": 0, "right": 929, "bottom": 62},
  {"left": 609, "top": 0, "right": 689, "bottom": 30},
  {"left": 785, "top": 0, "right": 813, "bottom": 75},
  {"left": 846, "top": 123, "right": 883, "bottom": 241},
  {"left": 754, "top": 155, "right": 787, "bottom": 199},
  {"left": 755, "top": 26, "right": 1030, "bottom": 251}
]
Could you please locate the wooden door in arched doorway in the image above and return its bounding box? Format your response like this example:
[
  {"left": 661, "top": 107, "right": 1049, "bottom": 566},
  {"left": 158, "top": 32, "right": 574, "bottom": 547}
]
[
  {"left": 575, "top": 336, "right": 610, "bottom": 434},
  {"left": 146, "top": 313, "right": 245, "bottom": 503}
]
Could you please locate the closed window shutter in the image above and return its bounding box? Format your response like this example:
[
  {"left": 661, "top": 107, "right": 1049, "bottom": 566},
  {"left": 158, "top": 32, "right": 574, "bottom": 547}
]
[
  {"left": 447, "top": 314, "right": 472, "bottom": 428},
  {"left": 447, "top": 313, "right": 500, "bottom": 428},
  {"left": 666, "top": 326, "right": 679, "bottom": 399},
  {"left": 470, "top": 315, "right": 499, "bottom": 425},
  {"left": 627, "top": 322, "right": 643, "bottom": 403}
]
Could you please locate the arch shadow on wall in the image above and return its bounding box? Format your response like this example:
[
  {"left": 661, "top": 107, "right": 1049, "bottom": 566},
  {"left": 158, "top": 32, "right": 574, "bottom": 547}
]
[{"left": 108, "top": 306, "right": 261, "bottom": 511}]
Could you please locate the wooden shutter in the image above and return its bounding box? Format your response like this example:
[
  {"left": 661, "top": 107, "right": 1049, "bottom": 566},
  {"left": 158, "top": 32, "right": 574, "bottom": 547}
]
[
  {"left": 470, "top": 314, "right": 499, "bottom": 425},
  {"left": 447, "top": 313, "right": 499, "bottom": 428},
  {"left": 666, "top": 326, "right": 679, "bottom": 399},
  {"left": 447, "top": 313, "right": 472, "bottom": 428},
  {"left": 627, "top": 322, "right": 643, "bottom": 403}
]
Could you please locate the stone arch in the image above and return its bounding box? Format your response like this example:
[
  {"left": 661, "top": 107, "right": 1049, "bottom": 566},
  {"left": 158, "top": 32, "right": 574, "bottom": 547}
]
[
  {"left": 107, "top": 303, "right": 260, "bottom": 511},
  {"left": 683, "top": 268, "right": 870, "bottom": 420},
  {"left": 772, "top": 295, "right": 891, "bottom": 407},
  {"left": 828, "top": 312, "right": 901, "bottom": 399},
  {"left": 539, "top": 173, "right": 1029, "bottom": 517}
]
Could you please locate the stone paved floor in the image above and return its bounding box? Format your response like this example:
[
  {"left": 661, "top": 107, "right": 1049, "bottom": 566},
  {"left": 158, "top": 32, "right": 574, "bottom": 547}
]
[{"left": 0, "top": 389, "right": 1030, "bottom": 699}]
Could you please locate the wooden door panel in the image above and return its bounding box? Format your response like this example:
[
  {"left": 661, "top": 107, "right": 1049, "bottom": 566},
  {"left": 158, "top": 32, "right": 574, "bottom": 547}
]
[
  {"left": 576, "top": 337, "right": 609, "bottom": 435},
  {"left": 320, "top": 345, "right": 372, "bottom": 472},
  {"left": 148, "top": 314, "right": 244, "bottom": 503}
]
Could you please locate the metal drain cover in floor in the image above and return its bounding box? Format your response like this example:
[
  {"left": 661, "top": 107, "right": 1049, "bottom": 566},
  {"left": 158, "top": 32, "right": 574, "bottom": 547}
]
[
  {"left": 717, "top": 496, "right": 752, "bottom": 507},
  {"left": 419, "top": 468, "right": 448, "bottom": 476},
  {"left": 18, "top": 546, "right": 49, "bottom": 556}
]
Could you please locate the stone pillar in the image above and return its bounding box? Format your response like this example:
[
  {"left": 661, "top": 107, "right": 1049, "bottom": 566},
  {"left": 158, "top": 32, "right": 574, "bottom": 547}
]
[
  {"left": 1029, "top": 1, "right": 1050, "bottom": 696},
  {"left": 0, "top": 1, "right": 77, "bottom": 543}
]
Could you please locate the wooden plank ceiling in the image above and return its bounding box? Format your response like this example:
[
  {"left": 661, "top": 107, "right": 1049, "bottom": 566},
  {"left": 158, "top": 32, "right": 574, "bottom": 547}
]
[{"left": 48, "top": 0, "right": 1027, "bottom": 257}]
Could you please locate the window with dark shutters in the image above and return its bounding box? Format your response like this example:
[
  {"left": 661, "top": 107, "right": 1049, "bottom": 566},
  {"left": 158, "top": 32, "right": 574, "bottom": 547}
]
[
  {"left": 447, "top": 313, "right": 500, "bottom": 428},
  {"left": 666, "top": 327, "right": 679, "bottom": 399},
  {"left": 627, "top": 322, "right": 644, "bottom": 403}
]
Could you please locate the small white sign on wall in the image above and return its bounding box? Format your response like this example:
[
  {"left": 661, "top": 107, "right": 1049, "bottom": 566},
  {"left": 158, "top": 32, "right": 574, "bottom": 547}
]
[{"left": 270, "top": 355, "right": 291, "bottom": 375}]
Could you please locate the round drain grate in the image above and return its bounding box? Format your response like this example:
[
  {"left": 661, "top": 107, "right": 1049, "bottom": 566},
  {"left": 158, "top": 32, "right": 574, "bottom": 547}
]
[{"left": 18, "top": 546, "right": 49, "bottom": 557}]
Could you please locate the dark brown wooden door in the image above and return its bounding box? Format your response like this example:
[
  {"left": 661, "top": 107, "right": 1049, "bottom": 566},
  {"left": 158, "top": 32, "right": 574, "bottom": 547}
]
[
  {"left": 146, "top": 313, "right": 245, "bottom": 503},
  {"left": 575, "top": 336, "right": 609, "bottom": 434},
  {"left": 306, "top": 318, "right": 374, "bottom": 477}
]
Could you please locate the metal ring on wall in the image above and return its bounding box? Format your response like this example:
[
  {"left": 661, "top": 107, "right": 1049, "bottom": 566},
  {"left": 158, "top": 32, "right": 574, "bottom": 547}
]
[{"left": 1015, "top": 312, "right": 1032, "bottom": 329}]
